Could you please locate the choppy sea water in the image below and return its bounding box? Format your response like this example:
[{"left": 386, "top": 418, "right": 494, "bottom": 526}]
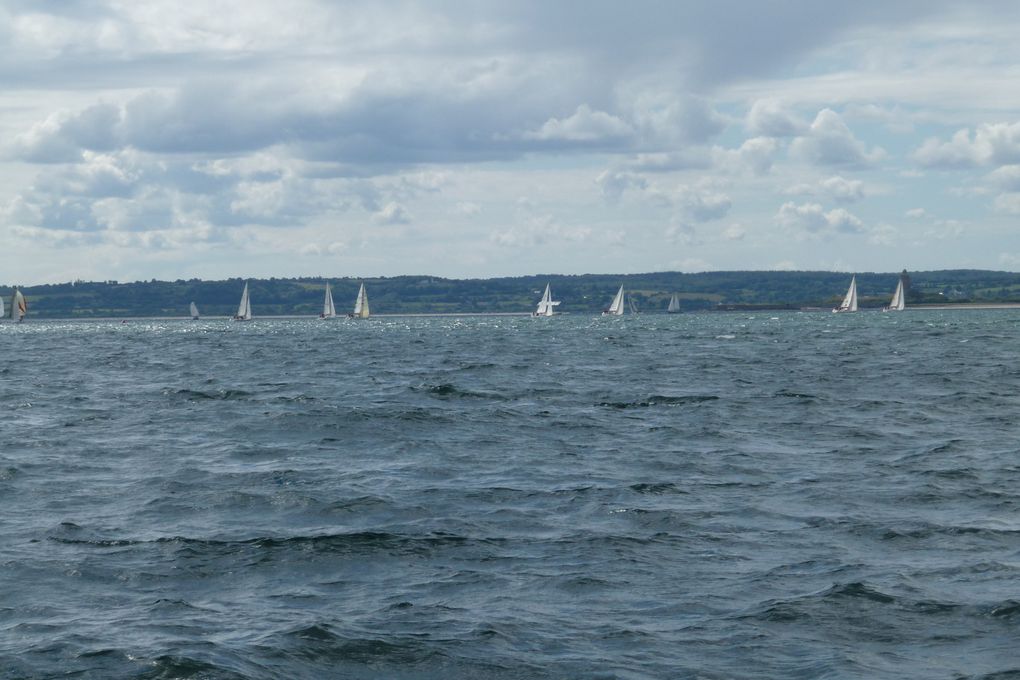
[{"left": 2, "top": 311, "right": 1020, "bottom": 679}]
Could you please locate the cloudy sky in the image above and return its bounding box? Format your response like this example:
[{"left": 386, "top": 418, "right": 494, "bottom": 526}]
[{"left": 3, "top": 1, "right": 1020, "bottom": 283}]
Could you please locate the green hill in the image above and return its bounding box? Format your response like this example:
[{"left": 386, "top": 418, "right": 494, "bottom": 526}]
[{"left": 2, "top": 269, "right": 1018, "bottom": 318}]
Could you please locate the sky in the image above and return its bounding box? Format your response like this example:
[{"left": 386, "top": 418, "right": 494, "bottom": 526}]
[{"left": 3, "top": 1, "right": 1020, "bottom": 283}]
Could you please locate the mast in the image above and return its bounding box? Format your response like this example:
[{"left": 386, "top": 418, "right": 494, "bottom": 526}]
[
  {"left": 352, "top": 283, "right": 370, "bottom": 318},
  {"left": 534, "top": 283, "right": 560, "bottom": 317},
  {"left": 603, "top": 285, "right": 625, "bottom": 315},
  {"left": 322, "top": 283, "right": 336, "bottom": 318},
  {"left": 833, "top": 276, "right": 858, "bottom": 313},
  {"left": 234, "top": 282, "right": 251, "bottom": 320}
]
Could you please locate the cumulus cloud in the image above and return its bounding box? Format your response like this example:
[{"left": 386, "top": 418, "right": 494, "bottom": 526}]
[
  {"left": 738, "top": 136, "right": 780, "bottom": 175},
  {"left": 595, "top": 169, "right": 647, "bottom": 202},
  {"left": 524, "top": 104, "right": 634, "bottom": 143},
  {"left": 775, "top": 201, "right": 863, "bottom": 234},
  {"left": 987, "top": 164, "right": 1020, "bottom": 191},
  {"left": 675, "top": 182, "right": 731, "bottom": 222},
  {"left": 914, "top": 123, "right": 1020, "bottom": 169},
  {"left": 819, "top": 176, "right": 865, "bottom": 202},
  {"left": 790, "top": 109, "right": 885, "bottom": 167},
  {"left": 782, "top": 175, "right": 864, "bottom": 202},
  {"left": 746, "top": 99, "right": 807, "bottom": 138},
  {"left": 372, "top": 202, "right": 411, "bottom": 224}
]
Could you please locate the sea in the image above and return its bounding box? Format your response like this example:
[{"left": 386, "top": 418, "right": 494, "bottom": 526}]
[{"left": 2, "top": 310, "right": 1020, "bottom": 679}]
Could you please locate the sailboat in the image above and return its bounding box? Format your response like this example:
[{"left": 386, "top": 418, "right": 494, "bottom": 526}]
[
  {"left": 832, "top": 275, "right": 858, "bottom": 313},
  {"left": 0, "top": 294, "right": 4, "bottom": 320},
  {"left": 232, "top": 282, "right": 252, "bottom": 321},
  {"left": 602, "top": 285, "right": 625, "bottom": 316},
  {"left": 883, "top": 278, "right": 906, "bottom": 312},
  {"left": 349, "top": 283, "right": 370, "bottom": 319},
  {"left": 532, "top": 283, "right": 560, "bottom": 317},
  {"left": 320, "top": 283, "right": 337, "bottom": 319},
  {"left": 190, "top": 302, "right": 200, "bottom": 320},
  {"left": 667, "top": 293, "right": 681, "bottom": 314},
  {"left": 11, "top": 289, "right": 26, "bottom": 323}
]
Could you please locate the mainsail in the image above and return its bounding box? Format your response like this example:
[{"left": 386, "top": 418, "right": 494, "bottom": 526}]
[
  {"left": 351, "top": 283, "right": 370, "bottom": 319},
  {"left": 190, "top": 302, "right": 200, "bottom": 320},
  {"left": 533, "top": 283, "right": 560, "bottom": 317},
  {"left": 832, "top": 275, "right": 858, "bottom": 313},
  {"left": 667, "top": 294, "right": 681, "bottom": 313},
  {"left": 233, "top": 282, "right": 252, "bottom": 321},
  {"left": 603, "top": 285, "right": 625, "bottom": 316},
  {"left": 0, "top": 294, "right": 4, "bottom": 319},
  {"left": 11, "top": 289, "right": 26, "bottom": 322},
  {"left": 885, "top": 279, "right": 906, "bottom": 312},
  {"left": 322, "top": 283, "right": 336, "bottom": 318}
]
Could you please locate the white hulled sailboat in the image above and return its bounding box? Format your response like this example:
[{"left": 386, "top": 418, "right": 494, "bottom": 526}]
[
  {"left": 0, "top": 294, "right": 4, "bottom": 320},
  {"left": 667, "top": 294, "right": 681, "bottom": 314},
  {"left": 883, "top": 278, "right": 906, "bottom": 312},
  {"left": 532, "top": 284, "right": 560, "bottom": 317},
  {"left": 232, "top": 282, "right": 252, "bottom": 321},
  {"left": 190, "top": 302, "right": 200, "bottom": 320},
  {"left": 349, "top": 283, "right": 370, "bottom": 319},
  {"left": 832, "top": 276, "right": 858, "bottom": 313},
  {"left": 602, "top": 285, "right": 625, "bottom": 316},
  {"left": 321, "top": 283, "right": 337, "bottom": 319}
]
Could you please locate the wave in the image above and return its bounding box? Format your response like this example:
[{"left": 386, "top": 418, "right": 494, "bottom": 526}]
[{"left": 597, "top": 395, "right": 719, "bottom": 408}]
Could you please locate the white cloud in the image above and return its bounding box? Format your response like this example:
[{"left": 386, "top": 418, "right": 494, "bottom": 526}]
[
  {"left": 675, "top": 182, "right": 731, "bottom": 222},
  {"left": 746, "top": 99, "right": 807, "bottom": 137},
  {"left": 738, "top": 136, "right": 780, "bottom": 175},
  {"left": 722, "top": 223, "right": 746, "bottom": 240},
  {"left": 372, "top": 201, "right": 411, "bottom": 224},
  {"left": 987, "top": 164, "right": 1020, "bottom": 191},
  {"left": 524, "top": 104, "right": 634, "bottom": 143},
  {"left": 905, "top": 207, "right": 928, "bottom": 218},
  {"left": 818, "top": 176, "right": 864, "bottom": 202},
  {"left": 775, "top": 201, "right": 864, "bottom": 234},
  {"left": 595, "top": 169, "right": 647, "bottom": 202},
  {"left": 914, "top": 122, "right": 1020, "bottom": 169},
  {"left": 790, "top": 109, "right": 885, "bottom": 167}
]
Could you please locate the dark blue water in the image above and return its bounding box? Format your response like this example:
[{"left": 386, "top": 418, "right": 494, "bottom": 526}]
[{"left": 3, "top": 311, "right": 1020, "bottom": 679}]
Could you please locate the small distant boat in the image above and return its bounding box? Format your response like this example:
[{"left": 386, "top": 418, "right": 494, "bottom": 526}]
[
  {"left": 190, "top": 302, "right": 200, "bottom": 320},
  {"left": 883, "top": 278, "right": 906, "bottom": 312},
  {"left": 532, "top": 283, "right": 560, "bottom": 317},
  {"left": 320, "top": 282, "right": 337, "bottom": 319},
  {"left": 232, "top": 282, "right": 252, "bottom": 321},
  {"left": 832, "top": 275, "right": 858, "bottom": 313},
  {"left": 10, "top": 288, "right": 27, "bottom": 323},
  {"left": 0, "top": 294, "right": 4, "bottom": 320},
  {"left": 349, "top": 283, "right": 370, "bottom": 319},
  {"left": 602, "top": 285, "right": 625, "bottom": 316},
  {"left": 667, "top": 293, "right": 681, "bottom": 314}
]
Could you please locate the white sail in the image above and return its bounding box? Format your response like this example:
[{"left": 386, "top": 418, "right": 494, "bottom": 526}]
[
  {"left": 352, "top": 283, "right": 369, "bottom": 319},
  {"left": 603, "top": 285, "right": 625, "bottom": 316},
  {"left": 11, "top": 289, "right": 26, "bottom": 322},
  {"left": 322, "top": 283, "right": 336, "bottom": 318},
  {"left": 533, "top": 283, "right": 561, "bottom": 317},
  {"left": 190, "top": 302, "right": 200, "bottom": 319},
  {"left": 832, "top": 275, "right": 858, "bottom": 313},
  {"left": 0, "top": 294, "right": 4, "bottom": 319},
  {"left": 667, "top": 294, "right": 680, "bottom": 313},
  {"left": 234, "top": 282, "right": 252, "bottom": 321},
  {"left": 885, "top": 279, "right": 905, "bottom": 312}
]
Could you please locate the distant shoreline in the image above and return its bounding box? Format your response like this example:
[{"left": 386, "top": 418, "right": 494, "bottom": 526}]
[{"left": 11, "top": 304, "right": 1020, "bottom": 322}]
